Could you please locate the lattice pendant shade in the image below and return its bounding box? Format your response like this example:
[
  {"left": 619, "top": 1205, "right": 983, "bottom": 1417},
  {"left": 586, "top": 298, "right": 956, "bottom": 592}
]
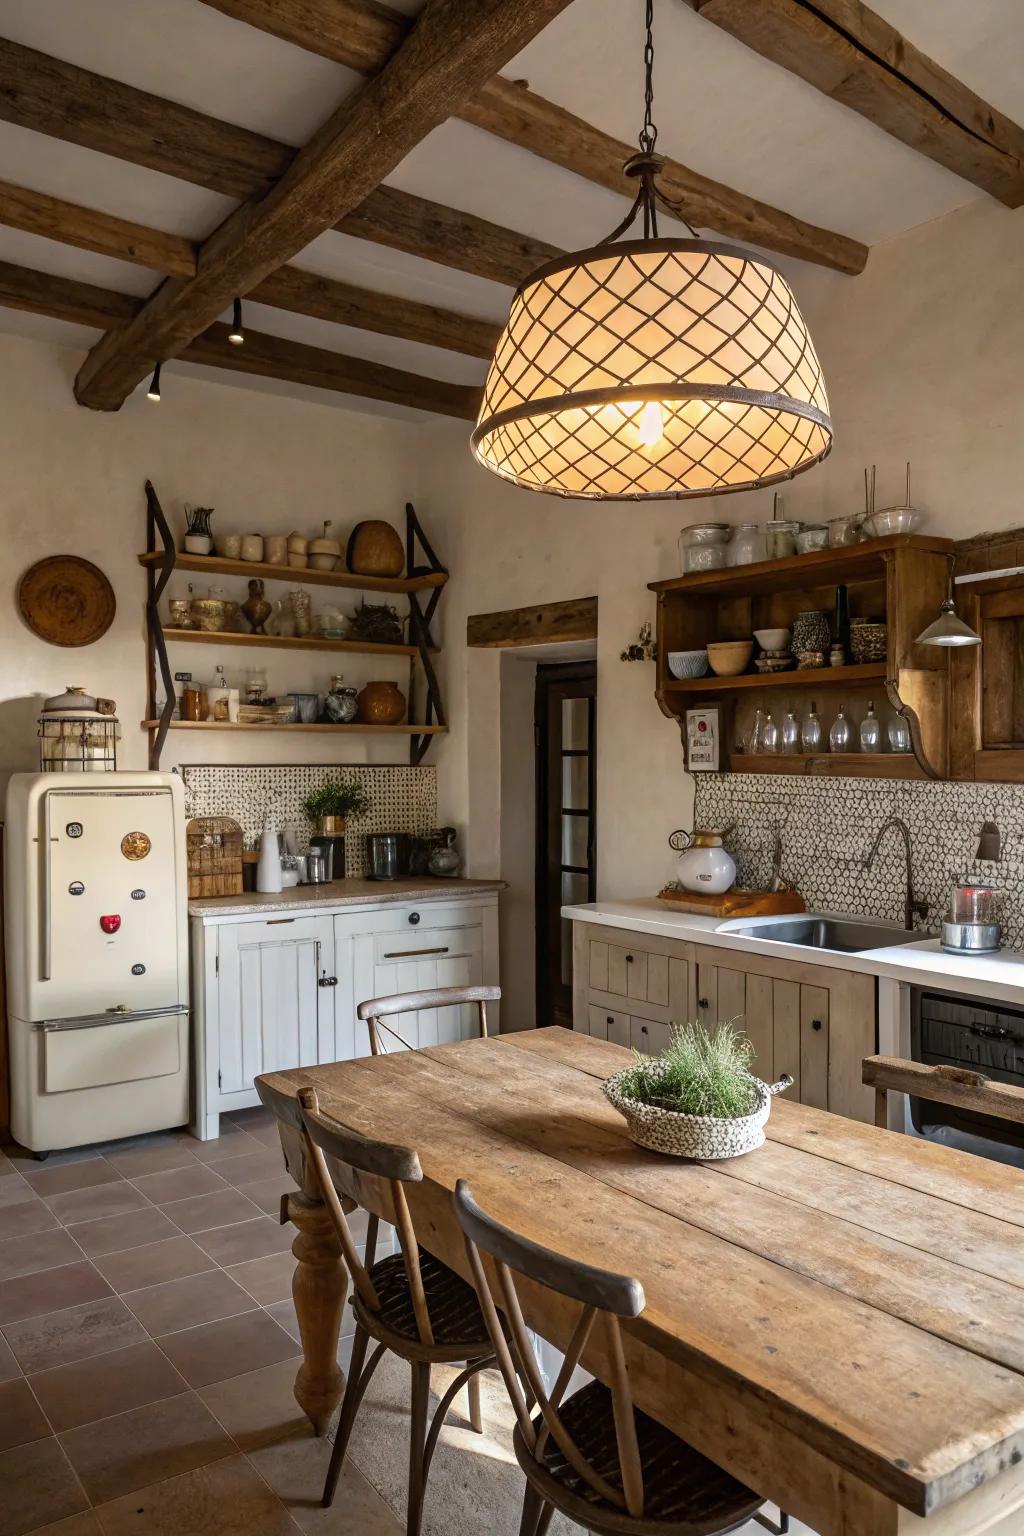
[{"left": 472, "top": 239, "right": 833, "bottom": 500}]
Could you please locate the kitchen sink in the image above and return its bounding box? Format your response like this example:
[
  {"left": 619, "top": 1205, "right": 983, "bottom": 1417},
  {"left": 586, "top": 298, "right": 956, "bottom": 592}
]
[{"left": 718, "top": 915, "right": 926, "bottom": 953}]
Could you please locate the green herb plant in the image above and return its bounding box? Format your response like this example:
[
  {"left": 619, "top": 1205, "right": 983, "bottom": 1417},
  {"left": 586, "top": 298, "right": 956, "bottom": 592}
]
[
  {"left": 302, "top": 779, "right": 369, "bottom": 823},
  {"left": 615, "top": 1021, "right": 758, "bottom": 1119}
]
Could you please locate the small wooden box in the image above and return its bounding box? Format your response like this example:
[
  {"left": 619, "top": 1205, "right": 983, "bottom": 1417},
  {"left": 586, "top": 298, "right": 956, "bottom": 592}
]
[{"left": 187, "top": 816, "right": 243, "bottom": 899}]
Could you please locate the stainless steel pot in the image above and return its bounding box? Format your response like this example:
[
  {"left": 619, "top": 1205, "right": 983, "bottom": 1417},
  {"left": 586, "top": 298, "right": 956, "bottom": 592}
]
[{"left": 367, "top": 832, "right": 411, "bottom": 881}]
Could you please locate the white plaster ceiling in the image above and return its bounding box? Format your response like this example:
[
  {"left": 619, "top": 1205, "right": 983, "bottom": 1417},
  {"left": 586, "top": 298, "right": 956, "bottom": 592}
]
[{"left": 0, "top": 0, "right": 1020, "bottom": 417}]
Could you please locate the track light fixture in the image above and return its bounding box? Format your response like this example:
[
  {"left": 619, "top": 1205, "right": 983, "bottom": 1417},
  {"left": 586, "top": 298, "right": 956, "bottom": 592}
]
[
  {"left": 146, "top": 362, "right": 162, "bottom": 402},
  {"left": 228, "top": 296, "right": 245, "bottom": 346}
]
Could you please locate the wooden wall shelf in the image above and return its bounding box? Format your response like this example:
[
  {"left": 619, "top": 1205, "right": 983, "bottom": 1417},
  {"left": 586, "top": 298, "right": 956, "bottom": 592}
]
[
  {"left": 142, "top": 720, "right": 447, "bottom": 735},
  {"left": 138, "top": 550, "right": 447, "bottom": 594},
  {"left": 650, "top": 534, "right": 954, "bottom": 779},
  {"left": 162, "top": 627, "right": 426, "bottom": 658},
  {"left": 664, "top": 663, "right": 887, "bottom": 695},
  {"left": 731, "top": 752, "right": 925, "bottom": 780}
]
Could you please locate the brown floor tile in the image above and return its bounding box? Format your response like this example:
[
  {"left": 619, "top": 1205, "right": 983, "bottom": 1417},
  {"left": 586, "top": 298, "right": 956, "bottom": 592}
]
[
  {"left": 199, "top": 1358, "right": 306, "bottom": 1452},
  {"left": 163, "top": 1187, "right": 261, "bottom": 1234},
  {"left": 0, "top": 1196, "right": 56, "bottom": 1242},
  {"left": 0, "top": 1435, "right": 89, "bottom": 1536},
  {"left": 29, "top": 1340, "right": 187, "bottom": 1433},
  {"left": 187, "top": 1124, "right": 261, "bottom": 1164},
  {"left": 130, "top": 1163, "right": 228, "bottom": 1206},
  {"left": 92, "top": 1235, "right": 215, "bottom": 1294},
  {"left": 214, "top": 1149, "right": 288, "bottom": 1188},
  {"left": 0, "top": 1332, "right": 19, "bottom": 1382},
  {"left": 0, "top": 1228, "right": 81, "bottom": 1282},
  {"left": 4, "top": 1144, "right": 101, "bottom": 1172},
  {"left": 69, "top": 1206, "right": 178, "bottom": 1259},
  {"left": 264, "top": 1299, "right": 300, "bottom": 1343},
  {"left": 250, "top": 1122, "right": 287, "bottom": 1149},
  {"left": 45, "top": 1183, "right": 148, "bottom": 1228},
  {"left": 225, "top": 1106, "right": 276, "bottom": 1130},
  {"left": 24, "top": 1161, "right": 119, "bottom": 1199},
  {"left": 227, "top": 1252, "right": 295, "bottom": 1306},
  {"left": 4, "top": 1295, "right": 145, "bottom": 1375},
  {"left": 0, "top": 1376, "right": 50, "bottom": 1451},
  {"left": 243, "top": 1176, "right": 296, "bottom": 1218},
  {"left": 158, "top": 1309, "right": 299, "bottom": 1389},
  {"left": 0, "top": 1262, "right": 110, "bottom": 1326},
  {"left": 125, "top": 1268, "right": 254, "bottom": 1337},
  {"left": 22, "top": 1513, "right": 102, "bottom": 1536},
  {"left": 58, "top": 1390, "right": 233, "bottom": 1505},
  {"left": 248, "top": 1429, "right": 404, "bottom": 1535},
  {"left": 102, "top": 1140, "right": 197, "bottom": 1179},
  {"left": 194, "top": 1218, "right": 293, "bottom": 1267},
  {"left": 93, "top": 1452, "right": 299, "bottom": 1536},
  {"left": 0, "top": 1175, "right": 39, "bottom": 1209}
]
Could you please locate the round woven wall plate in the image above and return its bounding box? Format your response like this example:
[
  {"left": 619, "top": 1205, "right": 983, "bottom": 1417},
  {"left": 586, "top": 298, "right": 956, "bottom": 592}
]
[{"left": 18, "top": 556, "right": 116, "bottom": 648}]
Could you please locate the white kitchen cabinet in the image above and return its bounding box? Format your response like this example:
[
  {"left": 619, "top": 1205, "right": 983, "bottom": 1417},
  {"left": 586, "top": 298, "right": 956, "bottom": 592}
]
[{"left": 191, "top": 892, "right": 500, "bottom": 1139}]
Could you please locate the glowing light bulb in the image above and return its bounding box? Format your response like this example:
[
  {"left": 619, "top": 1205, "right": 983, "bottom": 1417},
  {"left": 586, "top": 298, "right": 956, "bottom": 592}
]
[{"left": 638, "top": 400, "right": 664, "bottom": 447}]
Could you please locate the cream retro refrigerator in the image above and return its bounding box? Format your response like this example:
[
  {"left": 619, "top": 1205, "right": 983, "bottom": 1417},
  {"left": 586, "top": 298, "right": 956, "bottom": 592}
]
[{"left": 5, "top": 772, "right": 189, "bottom": 1153}]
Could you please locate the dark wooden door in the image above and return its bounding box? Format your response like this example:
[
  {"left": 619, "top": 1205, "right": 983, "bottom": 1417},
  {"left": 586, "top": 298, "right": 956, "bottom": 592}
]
[{"left": 535, "top": 662, "right": 596, "bottom": 1029}]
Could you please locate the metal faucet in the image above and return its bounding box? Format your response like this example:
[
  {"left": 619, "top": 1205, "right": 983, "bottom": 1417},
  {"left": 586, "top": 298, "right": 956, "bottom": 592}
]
[{"left": 863, "top": 815, "right": 930, "bottom": 931}]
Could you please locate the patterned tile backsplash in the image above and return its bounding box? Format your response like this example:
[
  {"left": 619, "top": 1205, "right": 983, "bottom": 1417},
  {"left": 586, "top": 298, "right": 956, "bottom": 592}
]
[
  {"left": 694, "top": 773, "right": 1024, "bottom": 949},
  {"left": 181, "top": 764, "right": 437, "bottom": 876}
]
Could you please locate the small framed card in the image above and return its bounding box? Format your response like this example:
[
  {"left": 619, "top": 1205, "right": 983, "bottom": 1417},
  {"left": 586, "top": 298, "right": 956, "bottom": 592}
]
[{"left": 685, "top": 706, "right": 720, "bottom": 771}]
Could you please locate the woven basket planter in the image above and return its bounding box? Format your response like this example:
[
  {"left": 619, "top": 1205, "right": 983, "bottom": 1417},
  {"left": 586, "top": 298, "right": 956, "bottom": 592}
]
[{"left": 603, "top": 1065, "right": 793, "bottom": 1160}]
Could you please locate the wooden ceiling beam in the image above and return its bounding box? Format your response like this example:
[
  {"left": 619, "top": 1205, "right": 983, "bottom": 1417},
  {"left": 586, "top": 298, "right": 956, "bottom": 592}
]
[
  {"left": 692, "top": 0, "right": 1024, "bottom": 208},
  {"left": 199, "top": 0, "right": 867, "bottom": 273},
  {"left": 0, "top": 37, "right": 560, "bottom": 287},
  {"left": 0, "top": 258, "right": 481, "bottom": 417},
  {"left": 0, "top": 180, "right": 499, "bottom": 357},
  {"left": 74, "top": 0, "right": 572, "bottom": 410}
]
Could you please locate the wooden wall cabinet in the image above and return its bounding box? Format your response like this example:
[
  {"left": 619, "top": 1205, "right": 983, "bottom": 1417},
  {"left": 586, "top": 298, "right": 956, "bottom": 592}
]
[
  {"left": 572, "top": 920, "right": 877, "bottom": 1123},
  {"left": 950, "top": 574, "right": 1024, "bottom": 782},
  {"left": 649, "top": 534, "right": 953, "bottom": 779}
]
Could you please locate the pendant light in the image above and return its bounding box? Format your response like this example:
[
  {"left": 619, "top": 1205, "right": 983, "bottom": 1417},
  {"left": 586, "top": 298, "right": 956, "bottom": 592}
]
[
  {"left": 228, "top": 296, "right": 245, "bottom": 346},
  {"left": 146, "top": 362, "right": 162, "bottom": 402},
  {"left": 916, "top": 565, "right": 981, "bottom": 647},
  {"left": 472, "top": 0, "right": 832, "bottom": 500}
]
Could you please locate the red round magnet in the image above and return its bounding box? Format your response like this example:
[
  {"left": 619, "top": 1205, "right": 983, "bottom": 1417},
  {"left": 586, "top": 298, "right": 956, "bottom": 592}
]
[{"left": 100, "top": 914, "right": 121, "bottom": 934}]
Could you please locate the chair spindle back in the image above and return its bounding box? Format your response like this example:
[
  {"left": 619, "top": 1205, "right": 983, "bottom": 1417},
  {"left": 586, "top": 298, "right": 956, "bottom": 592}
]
[{"left": 358, "top": 984, "right": 500, "bottom": 1056}]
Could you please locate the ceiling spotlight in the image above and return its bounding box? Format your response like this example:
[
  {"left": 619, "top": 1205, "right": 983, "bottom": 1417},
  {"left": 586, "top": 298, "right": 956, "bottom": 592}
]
[
  {"left": 228, "top": 296, "right": 244, "bottom": 346},
  {"left": 146, "top": 362, "right": 162, "bottom": 402}
]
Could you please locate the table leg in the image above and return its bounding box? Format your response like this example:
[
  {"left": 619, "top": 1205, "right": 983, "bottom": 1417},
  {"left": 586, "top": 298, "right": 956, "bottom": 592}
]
[{"left": 283, "top": 1189, "right": 347, "bottom": 1436}]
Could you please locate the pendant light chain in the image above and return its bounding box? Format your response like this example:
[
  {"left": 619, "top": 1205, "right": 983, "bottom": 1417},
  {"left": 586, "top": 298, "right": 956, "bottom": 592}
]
[{"left": 639, "top": 0, "right": 658, "bottom": 155}]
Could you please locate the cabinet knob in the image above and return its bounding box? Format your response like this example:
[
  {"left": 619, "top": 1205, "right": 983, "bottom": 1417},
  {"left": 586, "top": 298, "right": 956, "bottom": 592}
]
[
  {"left": 626, "top": 953, "right": 634, "bottom": 963},
  {"left": 698, "top": 997, "right": 709, "bottom": 1009},
  {"left": 606, "top": 1016, "right": 614, "bottom": 1025},
  {"left": 812, "top": 1019, "right": 823, "bottom": 1032},
  {"left": 640, "top": 1024, "right": 648, "bottom": 1034},
  {"left": 408, "top": 911, "right": 421, "bottom": 925}
]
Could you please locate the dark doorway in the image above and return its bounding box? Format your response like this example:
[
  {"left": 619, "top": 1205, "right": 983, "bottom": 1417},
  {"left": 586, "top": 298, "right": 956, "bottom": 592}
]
[{"left": 535, "top": 661, "right": 597, "bottom": 1030}]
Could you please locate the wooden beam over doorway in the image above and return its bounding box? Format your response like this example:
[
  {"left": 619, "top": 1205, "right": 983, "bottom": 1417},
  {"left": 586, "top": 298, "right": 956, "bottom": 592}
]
[{"left": 468, "top": 596, "right": 598, "bottom": 648}]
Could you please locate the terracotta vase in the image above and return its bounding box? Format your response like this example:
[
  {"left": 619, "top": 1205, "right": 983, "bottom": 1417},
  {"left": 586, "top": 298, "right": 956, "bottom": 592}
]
[
  {"left": 357, "top": 679, "right": 406, "bottom": 725},
  {"left": 241, "top": 578, "right": 272, "bottom": 634}
]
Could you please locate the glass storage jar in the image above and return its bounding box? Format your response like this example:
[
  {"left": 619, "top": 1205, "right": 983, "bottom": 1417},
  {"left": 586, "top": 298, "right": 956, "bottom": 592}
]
[
  {"left": 765, "top": 520, "right": 801, "bottom": 560},
  {"left": 679, "top": 522, "right": 730, "bottom": 574},
  {"left": 727, "top": 523, "right": 766, "bottom": 567}
]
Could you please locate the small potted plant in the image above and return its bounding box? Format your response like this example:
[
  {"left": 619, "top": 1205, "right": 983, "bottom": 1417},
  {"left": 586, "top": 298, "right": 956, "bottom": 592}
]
[
  {"left": 603, "top": 1022, "right": 792, "bottom": 1159},
  {"left": 302, "top": 779, "right": 368, "bottom": 837}
]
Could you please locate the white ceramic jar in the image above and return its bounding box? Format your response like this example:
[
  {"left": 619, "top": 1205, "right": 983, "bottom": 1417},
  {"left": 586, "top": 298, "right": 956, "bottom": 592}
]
[{"left": 676, "top": 831, "right": 736, "bottom": 895}]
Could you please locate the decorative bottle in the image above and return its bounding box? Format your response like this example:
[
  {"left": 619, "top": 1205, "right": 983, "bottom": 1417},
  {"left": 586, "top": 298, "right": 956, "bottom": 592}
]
[
  {"left": 256, "top": 815, "right": 283, "bottom": 894},
  {"left": 762, "top": 711, "right": 780, "bottom": 753},
  {"left": 781, "top": 710, "right": 800, "bottom": 753},
  {"left": 860, "top": 700, "right": 881, "bottom": 753},
  {"left": 800, "top": 701, "right": 822, "bottom": 753},
  {"left": 887, "top": 713, "right": 911, "bottom": 753},
  {"left": 829, "top": 706, "right": 852, "bottom": 753}
]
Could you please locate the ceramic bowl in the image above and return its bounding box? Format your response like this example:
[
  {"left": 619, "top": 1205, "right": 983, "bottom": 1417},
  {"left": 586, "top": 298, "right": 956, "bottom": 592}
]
[
  {"left": 862, "top": 507, "right": 921, "bottom": 538},
  {"left": 753, "top": 628, "right": 791, "bottom": 653},
  {"left": 707, "top": 640, "right": 753, "bottom": 677},
  {"left": 667, "top": 649, "right": 709, "bottom": 680}
]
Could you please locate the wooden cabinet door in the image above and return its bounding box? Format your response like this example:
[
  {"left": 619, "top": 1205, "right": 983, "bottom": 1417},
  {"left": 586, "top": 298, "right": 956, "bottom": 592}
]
[
  {"left": 771, "top": 979, "right": 801, "bottom": 1100},
  {"left": 799, "top": 984, "right": 830, "bottom": 1111},
  {"left": 630, "top": 1016, "right": 673, "bottom": 1056},
  {"left": 216, "top": 915, "right": 332, "bottom": 1091},
  {"left": 696, "top": 963, "right": 718, "bottom": 1026}
]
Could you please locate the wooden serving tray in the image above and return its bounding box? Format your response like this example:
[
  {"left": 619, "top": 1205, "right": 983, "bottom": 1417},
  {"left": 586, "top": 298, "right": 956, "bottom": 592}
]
[{"left": 656, "top": 886, "right": 806, "bottom": 918}]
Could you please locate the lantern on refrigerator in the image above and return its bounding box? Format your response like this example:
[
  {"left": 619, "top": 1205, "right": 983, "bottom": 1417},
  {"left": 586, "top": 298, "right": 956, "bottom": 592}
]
[{"left": 38, "top": 687, "right": 120, "bottom": 772}]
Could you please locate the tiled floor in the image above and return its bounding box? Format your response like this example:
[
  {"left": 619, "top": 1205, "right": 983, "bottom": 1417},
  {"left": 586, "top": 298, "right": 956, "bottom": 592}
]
[{"left": 0, "top": 1107, "right": 402, "bottom": 1536}]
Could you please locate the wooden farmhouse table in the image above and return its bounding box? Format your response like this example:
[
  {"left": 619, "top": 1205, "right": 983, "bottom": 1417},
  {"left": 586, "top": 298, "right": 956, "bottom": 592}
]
[{"left": 261, "top": 1027, "right": 1024, "bottom": 1536}]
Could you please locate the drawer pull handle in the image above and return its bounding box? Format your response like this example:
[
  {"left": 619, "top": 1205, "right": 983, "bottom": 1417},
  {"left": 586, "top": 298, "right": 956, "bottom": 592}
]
[
  {"left": 266, "top": 918, "right": 296, "bottom": 926},
  {"left": 812, "top": 1019, "right": 823, "bottom": 1032},
  {"left": 318, "top": 976, "right": 338, "bottom": 988},
  {"left": 383, "top": 946, "right": 450, "bottom": 959}
]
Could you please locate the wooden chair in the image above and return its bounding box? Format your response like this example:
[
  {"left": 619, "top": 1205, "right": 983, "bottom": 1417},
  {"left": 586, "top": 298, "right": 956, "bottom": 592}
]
[
  {"left": 864, "top": 1053, "right": 1024, "bottom": 1132},
  {"left": 296, "top": 1087, "right": 495, "bottom": 1535},
  {"left": 452, "top": 1178, "right": 788, "bottom": 1536},
  {"left": 358, "top": 983, "right": 500, "bottom": 1056}
]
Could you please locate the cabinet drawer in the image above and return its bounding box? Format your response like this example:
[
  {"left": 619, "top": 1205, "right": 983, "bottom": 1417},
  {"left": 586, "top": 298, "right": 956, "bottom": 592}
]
[
  {"left": 371, "top": 926, "right": 481, "bottom": 966},
  {"left": 629, "top": 1016, "right": 672, "bottom": 1056},
  {"left": 587, "top": 1005, "right": 630, "bottom": 1047},
  {"left": 340, "top": 902, "right": 490, "bottom": 937},
  {"left": 607, "top": 945, "right": 648, "bottom": 1001}
]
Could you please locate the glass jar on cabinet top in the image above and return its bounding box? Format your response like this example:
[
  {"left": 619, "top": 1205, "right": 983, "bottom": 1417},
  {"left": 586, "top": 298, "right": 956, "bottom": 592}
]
[
  {"left": 727, "top": 523, "right": 765, "bottom": 567},
  {"left": 678, "top": 522, "right": 730, "bottom": 574},
  {"left": 38, "top": 687, "right": 120, "bottom": 772}
]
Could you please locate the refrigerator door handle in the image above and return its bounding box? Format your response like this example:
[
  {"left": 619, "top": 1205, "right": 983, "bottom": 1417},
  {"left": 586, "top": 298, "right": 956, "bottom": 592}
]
[
  {"left": 35, "top": 1004, "right": 189, "bottom": 1033},
  {"left": 41, "top": 791, "right": 54, "bottom": 982}
]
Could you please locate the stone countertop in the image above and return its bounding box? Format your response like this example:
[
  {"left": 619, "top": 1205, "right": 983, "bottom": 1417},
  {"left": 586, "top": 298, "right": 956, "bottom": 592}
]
[
  {"left": 190, "top": 876, "right": 505, "bottom": 919},
  {"left": 564, "top": 899, "right": 1024, "bottom": 1009}
]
